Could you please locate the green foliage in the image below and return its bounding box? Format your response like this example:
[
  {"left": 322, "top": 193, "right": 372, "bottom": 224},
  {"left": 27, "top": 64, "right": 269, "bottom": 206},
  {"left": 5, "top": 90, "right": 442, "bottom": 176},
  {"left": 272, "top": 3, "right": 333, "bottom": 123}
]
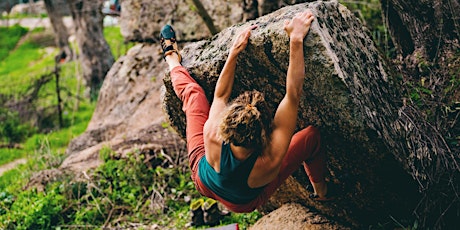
[
  {"left": 0, "top": 108, "right": 35, "bottom": 144},
  {"left": 0, "top": 191, "right": 14, "bottom": 215},
  {"left": 0, "top": 21, "right": 261, "bottom": 230},
  {"left": 0, "top": 34, "right": 55, "bottom": 96},
  {"left": 0, "top": 148, "right": 24, "bottom": 166},
  {"left": 339, "top": 0, "right": 395, "bottom": 57},
  {"left": 71, "top": 150, "right": 156, "bottom": 225},
  {"left": 0, "top": 184, "right": 67, "bottom": 230},
  {"left": 0, "top": 25, "right": 28, "bottom": 62},
  {"left": 0, "top": 145, "right": 262, "bottom": 229},
  {"left": 0, "top": 23, "right": 97, "bottom": 159},
  {"left": 222, "top": 211, "right": 263, "bottom": 230},
  {"left": 1, "top": 152, "right": 58, "bottom": 230},
  {"left": 406, "top": 80, "right": 434, "bottom": 107},
  {"left": 0, "top": 164, "right": 29, "bottom": 194},
  {"left": 103, "top": 26, "right": 135, "bottom": 59}
]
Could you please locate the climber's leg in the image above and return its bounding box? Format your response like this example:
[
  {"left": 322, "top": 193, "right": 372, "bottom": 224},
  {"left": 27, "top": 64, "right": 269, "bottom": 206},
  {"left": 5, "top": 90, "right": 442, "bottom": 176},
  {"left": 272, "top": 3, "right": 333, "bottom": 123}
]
[{"left": 161, "top": 24, "right": 209, "bottom": 180}]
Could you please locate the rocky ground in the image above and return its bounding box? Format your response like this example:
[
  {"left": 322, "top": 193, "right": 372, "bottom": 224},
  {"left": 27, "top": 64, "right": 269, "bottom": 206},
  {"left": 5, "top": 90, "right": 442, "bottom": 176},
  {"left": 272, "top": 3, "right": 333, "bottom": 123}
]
[{"left": 250, "top": 203, "right": 350, "bottom": 230}]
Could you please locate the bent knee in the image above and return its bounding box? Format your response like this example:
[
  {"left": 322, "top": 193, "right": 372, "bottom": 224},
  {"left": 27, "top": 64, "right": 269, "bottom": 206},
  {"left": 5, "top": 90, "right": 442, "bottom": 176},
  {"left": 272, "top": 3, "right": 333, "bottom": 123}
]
[
  {"left": 303, "top": 126, "right": 320, "bottom": 139},
  {"left": 181, "top": 83, "right": 205, "bottom": 99}
]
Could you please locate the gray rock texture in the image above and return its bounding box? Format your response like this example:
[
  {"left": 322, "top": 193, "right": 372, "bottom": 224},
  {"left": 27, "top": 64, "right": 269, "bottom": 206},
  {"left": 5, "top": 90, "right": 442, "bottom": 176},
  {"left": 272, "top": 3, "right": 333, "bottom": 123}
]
[
  {"left": 250, "top": 202, "right": 350, "bottom": 230},
  {"left": 162, "top": 1, "right": 420, "bottom": 227}
]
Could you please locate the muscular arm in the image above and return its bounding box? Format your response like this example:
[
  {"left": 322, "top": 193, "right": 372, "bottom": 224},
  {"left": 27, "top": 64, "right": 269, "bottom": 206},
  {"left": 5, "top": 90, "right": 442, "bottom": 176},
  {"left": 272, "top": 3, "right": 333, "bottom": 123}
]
[
  {"left": 209, "top": 25, "right": 257, "bottom": 119},
  {"left": 209, "top": 51, "right": 238, "bottom": 117},
  {"left": 204, "top": 25, "right": 258, "bottom": 170},
  {"left": 272, "top": 39, "right": 305, "bottom": 138},
  {"left": 269, "top": 11, "right": 315, "bottom": 162}
]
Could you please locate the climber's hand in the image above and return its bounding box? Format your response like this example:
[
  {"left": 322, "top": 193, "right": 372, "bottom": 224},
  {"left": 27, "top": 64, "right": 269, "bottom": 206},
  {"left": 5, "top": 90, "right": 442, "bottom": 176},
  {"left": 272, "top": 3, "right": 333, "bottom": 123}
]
[
  {"left": 230, "top": 25, "right": 258, "bottom": 55},
  {"left": 284, "top": 10, "right": 315, "bottom": 42}
]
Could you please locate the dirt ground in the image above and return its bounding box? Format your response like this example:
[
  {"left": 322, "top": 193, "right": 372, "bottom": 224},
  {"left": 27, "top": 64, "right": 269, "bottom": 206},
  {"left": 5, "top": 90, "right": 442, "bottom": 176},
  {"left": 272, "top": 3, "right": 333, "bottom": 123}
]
[{"left": 0, "top": 158, "right": 27, "bottom": 176}]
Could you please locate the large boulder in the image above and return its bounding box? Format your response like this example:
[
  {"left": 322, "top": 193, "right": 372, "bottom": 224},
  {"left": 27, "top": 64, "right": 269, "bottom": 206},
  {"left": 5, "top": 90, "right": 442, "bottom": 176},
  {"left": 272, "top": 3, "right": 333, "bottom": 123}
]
[
  {"left": 162, "top": 1, "right": 422, "bottom": 227},
  {"left": 63, "top": 44, "right": 185, "bottom": 173},
  {"left": 62, "top": 0, "right": 456, "bottom": 227},
  {"left": 119, "top": 0, "right": 315, "bottom": 42},
  {"left": 10, "top": 2, "right": 46, "bottom": 15},
  {"left": 250, "top": 202, "right": 350, "bottom": 230},
  {"left": 119, "top": 0, "right": 243, "bottom": 42}
]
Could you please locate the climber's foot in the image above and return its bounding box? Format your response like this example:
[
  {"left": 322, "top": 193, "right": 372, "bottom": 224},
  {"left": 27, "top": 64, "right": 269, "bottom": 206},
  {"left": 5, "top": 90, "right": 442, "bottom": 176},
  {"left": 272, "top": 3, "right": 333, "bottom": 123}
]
[
  {"left": 309, "top": 193, "right": 334, "bottom": 201},
  {"left": 160, "top": 24, "right": 182, "bottom": 63},
  {"left": 309, "top": 182, "right": 337, "bottom": 202}
]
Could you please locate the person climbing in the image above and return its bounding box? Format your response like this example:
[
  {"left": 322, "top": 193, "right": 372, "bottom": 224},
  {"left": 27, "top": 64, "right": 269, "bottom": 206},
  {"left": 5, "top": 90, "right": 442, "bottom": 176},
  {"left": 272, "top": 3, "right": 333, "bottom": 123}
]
[{"left": 160, "top": 9, "right": 330, "bottom": 214}]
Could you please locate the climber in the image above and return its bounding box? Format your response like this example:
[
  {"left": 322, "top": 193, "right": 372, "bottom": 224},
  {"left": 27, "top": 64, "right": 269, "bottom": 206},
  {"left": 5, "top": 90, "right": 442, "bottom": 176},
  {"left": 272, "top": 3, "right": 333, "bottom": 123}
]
[{"left": 160, "top": 9, "right": 330, "bottom": 213}]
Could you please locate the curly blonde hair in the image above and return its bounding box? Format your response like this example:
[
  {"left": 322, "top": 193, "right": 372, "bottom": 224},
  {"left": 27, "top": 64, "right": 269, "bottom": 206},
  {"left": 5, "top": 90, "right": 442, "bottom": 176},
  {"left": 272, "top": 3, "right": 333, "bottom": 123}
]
[{"left": 219, "top": 90, "right": 273, "bottom": 150}]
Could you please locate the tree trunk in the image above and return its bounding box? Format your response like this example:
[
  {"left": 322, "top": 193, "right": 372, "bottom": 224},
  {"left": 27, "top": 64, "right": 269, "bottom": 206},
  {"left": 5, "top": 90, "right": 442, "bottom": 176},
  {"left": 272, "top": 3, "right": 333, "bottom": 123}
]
[
  {"left": 68, "top": 0, "right": 114, "bottom": 100},
  {"left": 43, "top": 0, "right": 73, "bottom": 63},
  {"left": 187, "top": 0, "right": 220, "bottom": 35},
  {"left": 381, "top": 0, "right": 460, "bottom": 72},
  {"left": 382, "top": 0, "right": 460, "bottom": 228},
  {"left": 257, "top": 0, "right": 279, "bottom": 16},
  {"left": 242, "top": 0, "right": 258, "bottom": 22}
]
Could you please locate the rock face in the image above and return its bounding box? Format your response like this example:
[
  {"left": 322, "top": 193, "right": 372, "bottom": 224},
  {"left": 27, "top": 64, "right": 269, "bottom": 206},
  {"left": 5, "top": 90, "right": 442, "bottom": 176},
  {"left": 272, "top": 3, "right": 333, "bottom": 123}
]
[
  {"left": 63, "top": 44, "right": 185, "bottom": 173},
  {"left": 9, "top": 0, "right": 70, "bottom": 16},
  {"left": 62, "top": 0, "right": 452, "bottom": 227},
  {"left": 250, "top": 202, "right": 350, "bottom": 230},
  {"left": 162, "top": 1, "right": 420, "bottom": 227},
  {"left": 10, "top": 2, "right": 46, "bottom": 15},
  {"left": 119, "top": 0, "right": 243, "bottom": 42}
]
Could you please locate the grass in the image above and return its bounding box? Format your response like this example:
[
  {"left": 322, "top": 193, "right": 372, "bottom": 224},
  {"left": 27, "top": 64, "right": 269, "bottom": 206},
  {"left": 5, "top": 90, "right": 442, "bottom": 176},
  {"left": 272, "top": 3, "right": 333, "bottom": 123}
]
[
  {"left": 0, "top": 25, "right": 132, "bottom": 162},
  {"left": 0, "top": 101, "right": 94, "bottom": 175},
  {"left": 23, "top": 103, "right": 95, "bottom": 152},
  {"left": 1, "top": 146, "right": 262, "bottom": 229},
  {"left": 0, "top": 26, "right": 131, "bottom": 96},
  {"left": 0, "top": 25, "right": 94, "bottom": 164},
  {"left": 0, "top": 30, "right": 56, "bottom": 95},
  {"left": 0, "top": 25, "right": 28, "bottom": 62},
  {"left": 0, "top": 148, "right": 25, "bottom": 166},
  {"left": 0, "top": 24, "right": 100, "bottom": 164},
  {"left": 0, "top": 164, "right": 30, "bottom": 194},
  {"left": 104, "top": 26, "right": 135, "bottom": 59}
]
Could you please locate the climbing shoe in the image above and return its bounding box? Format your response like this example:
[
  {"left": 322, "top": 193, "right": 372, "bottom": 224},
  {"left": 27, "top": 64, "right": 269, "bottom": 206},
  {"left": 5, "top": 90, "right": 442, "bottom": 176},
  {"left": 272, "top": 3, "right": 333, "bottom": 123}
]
[
  {"left": 309, "top": 181, "right": 337, "bottom": 202},
  {"left": 203, "top": 198, "right": 223, "bottom": 226},
  {"left": 160, "top": 24, "right": 182, "bottom": 62},
  {"left": 190, "top": 198, "right": 205, "bottom": 226}
]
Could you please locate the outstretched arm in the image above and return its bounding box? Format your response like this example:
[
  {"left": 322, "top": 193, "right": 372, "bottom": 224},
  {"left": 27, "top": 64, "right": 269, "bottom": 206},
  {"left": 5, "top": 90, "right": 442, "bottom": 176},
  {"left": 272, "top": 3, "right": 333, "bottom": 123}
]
[
  {"left": 209, "top": 25, "right": 258, "bottom": 117},
  {"left": 213, "top": 25, "right": 258, "bottom": 102},
  {"left": 270, "top": 10, "right": 315, "bottom": 161},
  {"left": 203, "top": 25, "right": 258, "bottom": 169}
]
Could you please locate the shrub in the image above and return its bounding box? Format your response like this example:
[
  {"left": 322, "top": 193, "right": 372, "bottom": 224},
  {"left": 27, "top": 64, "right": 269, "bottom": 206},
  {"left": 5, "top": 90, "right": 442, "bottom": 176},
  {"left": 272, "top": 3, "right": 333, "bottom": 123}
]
[{"left": 0, "top": 184, "right": 66, "bottom": 230}]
